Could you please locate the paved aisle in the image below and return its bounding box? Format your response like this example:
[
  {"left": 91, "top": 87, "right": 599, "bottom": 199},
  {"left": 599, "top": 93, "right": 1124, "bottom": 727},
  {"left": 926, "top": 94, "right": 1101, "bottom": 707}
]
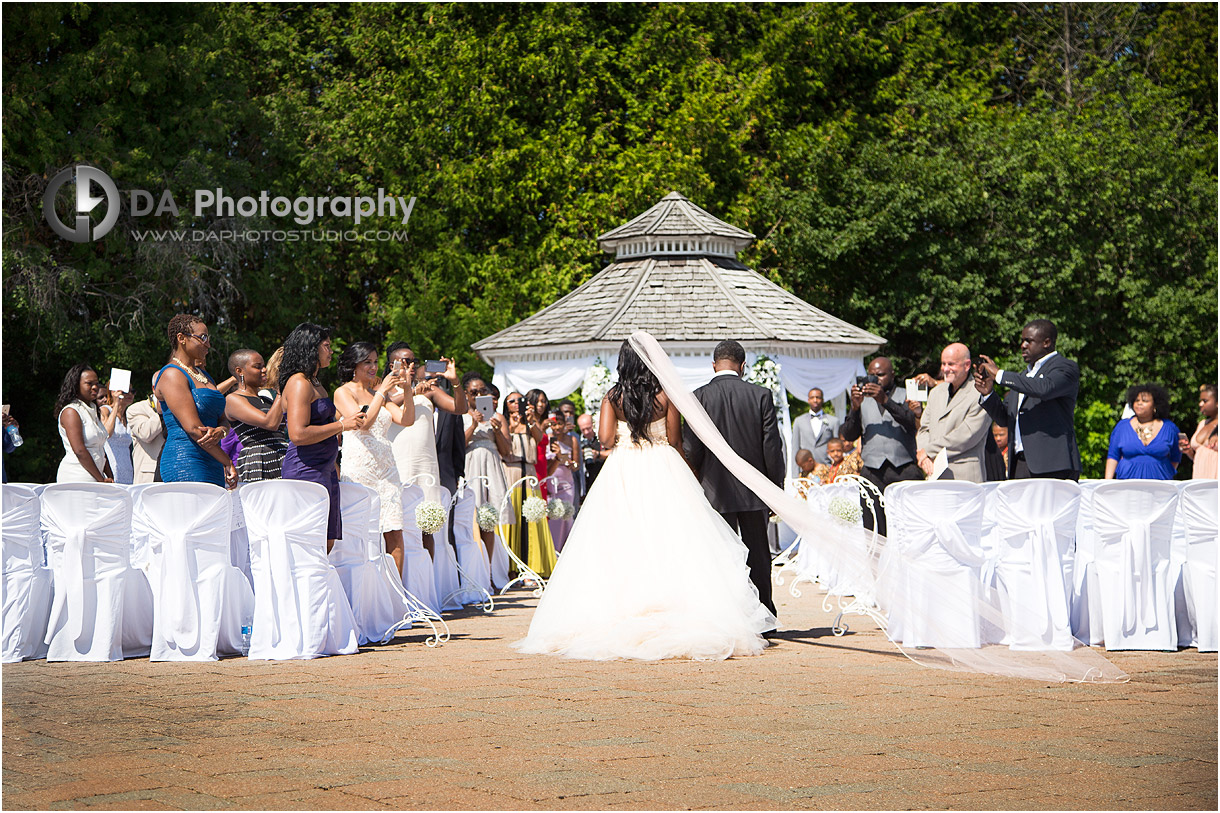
[{"left": 3, "top": 587, "right": 1215, "bottom": 810}]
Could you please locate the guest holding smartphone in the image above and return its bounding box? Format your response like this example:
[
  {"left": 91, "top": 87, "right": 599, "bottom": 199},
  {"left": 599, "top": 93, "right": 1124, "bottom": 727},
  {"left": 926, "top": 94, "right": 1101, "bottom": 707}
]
[
  {"left": 461, "top": 372, "right": 512, "bottom": 564},
  {"left": 1180, "top": 384, "right": 1218, "bottom": 479},
  {"left": 385, "top": 343, "right": 466, "bottom": 557},
  {"left": 334, "top": 342, "right": 413, "bottom": 573}
]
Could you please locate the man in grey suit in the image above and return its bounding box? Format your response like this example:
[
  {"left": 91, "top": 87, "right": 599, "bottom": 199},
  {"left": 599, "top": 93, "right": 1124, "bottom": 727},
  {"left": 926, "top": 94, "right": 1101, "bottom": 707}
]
[
  {"left": 916, "top": 343, "right": 990, "bottom": 482},
  {"left": 685, "top": 340, "right": 785, "bottom": 622},
  {"left": 841, "top": 356, "right": 921, "bottom": 535},
  {"left": 790, "top": 387, "right": 841, "bottom": 471},
  {"left": 975, "top": 319, "right": 1081, "bottom": 480}
]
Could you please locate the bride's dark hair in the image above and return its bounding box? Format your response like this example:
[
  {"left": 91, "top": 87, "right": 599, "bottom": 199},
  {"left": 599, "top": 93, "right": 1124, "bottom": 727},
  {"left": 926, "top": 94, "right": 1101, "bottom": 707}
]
[{"left": 607, "top": 340, "right": 662, "bottom": 445}]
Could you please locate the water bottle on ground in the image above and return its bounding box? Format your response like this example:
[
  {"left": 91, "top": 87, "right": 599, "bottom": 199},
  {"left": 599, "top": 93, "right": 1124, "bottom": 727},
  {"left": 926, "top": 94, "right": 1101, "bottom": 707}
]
[{"left": 239, "top": 618, "right": 253, "bottom": 656}]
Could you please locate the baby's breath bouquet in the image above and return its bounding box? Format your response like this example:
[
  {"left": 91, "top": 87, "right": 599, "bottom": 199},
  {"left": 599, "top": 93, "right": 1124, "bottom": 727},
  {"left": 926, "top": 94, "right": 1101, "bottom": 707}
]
[
  {"left": 415, "top": 500, "right": 447, "bottom": 534},
  {"left": 547, "top": 497, "right": 574, "bottom": 520},
  {"left": 522, "top": 495, "right": 548, "bottom": 523},
  {"left": 828, "top": 496, "right": 862, "bottom": 526},
  {"left": 476, "top": 503, "right": 499, "bottom": 532}
]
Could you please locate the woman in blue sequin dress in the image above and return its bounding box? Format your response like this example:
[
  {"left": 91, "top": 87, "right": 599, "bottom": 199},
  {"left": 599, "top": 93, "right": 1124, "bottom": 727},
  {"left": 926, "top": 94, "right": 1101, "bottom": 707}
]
[{"left": 153, "top": 314, "right": 236, "bottom": 488}]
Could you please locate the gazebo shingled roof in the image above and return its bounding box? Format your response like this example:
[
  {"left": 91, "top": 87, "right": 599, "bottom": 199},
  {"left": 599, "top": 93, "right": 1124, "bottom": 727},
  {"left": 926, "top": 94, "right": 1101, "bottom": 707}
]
[{"left": 472, "top": 192, "right": 884, "bottom": 365}]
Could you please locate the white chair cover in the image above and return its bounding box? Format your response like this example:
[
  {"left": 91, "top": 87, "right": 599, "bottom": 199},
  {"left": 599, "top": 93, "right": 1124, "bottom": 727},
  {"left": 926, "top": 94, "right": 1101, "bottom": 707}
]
[
  {"left": 125, "top": 483, "right": 157, "bottom": 572},
  {"left": 431, "top": 486, "right": 464, "bottom": 611},
  {"left": 3, "top": 485, "right": 53, "bottom": 661},
  {"left": 1069, "top": 480, "right": 1106, "bottom": 645},
  {"left": 883, "top": 481, "right": 987, "bottom": 649},
  {"left": 41, "top": 483, "right": 153, "bottom": 661},
  {"left": 1169, "top": 481, "right": 1194, "bottom": 647},
  {"left": 140, "top": 483, "right": 255, "bottom": 661},
  {"left": 1178, "top": 480, "right": 1218, "bottom": 652},
  {"left": 239, "top": 480, "right": 359, "bottom": 660},
  {"left": 400, "top": 483, "right": 441, "bottom": 613},
  {"left": 988, "top": 480, "right": 1080, "bottom": 651},
  {"left": 451, "top": 485, "right": 493, "bottom": 598},
  {"left": 794, "top": 481, "right": 867, "bottom": 596},
  {"left": 1091, "top": 480, "right": 1179, "bottom": 651},
  {"left": 331, "top": 483, "right": 411, "bottom": 644},
  {"left": 229, "top": 487, "right": 253, "bottom": 587}
]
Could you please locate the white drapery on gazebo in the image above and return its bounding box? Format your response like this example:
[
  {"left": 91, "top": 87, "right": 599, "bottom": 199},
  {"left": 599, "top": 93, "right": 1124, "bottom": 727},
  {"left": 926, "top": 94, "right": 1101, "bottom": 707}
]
[{"left": 472, "top": 192, "right": 884, "bottom": 475}]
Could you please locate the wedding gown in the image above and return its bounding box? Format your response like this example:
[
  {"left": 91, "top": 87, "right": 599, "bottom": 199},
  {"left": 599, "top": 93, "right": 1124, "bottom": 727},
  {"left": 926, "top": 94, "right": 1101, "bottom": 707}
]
[{"left": 513, "top": 416, "right": 775, "bottom": 661}]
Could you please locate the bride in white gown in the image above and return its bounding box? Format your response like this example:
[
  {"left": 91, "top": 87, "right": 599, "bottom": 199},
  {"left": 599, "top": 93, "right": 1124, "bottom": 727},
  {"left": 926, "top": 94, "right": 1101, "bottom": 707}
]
[{"left": 513, "top": 341, "right": 775, "bottom": 661}]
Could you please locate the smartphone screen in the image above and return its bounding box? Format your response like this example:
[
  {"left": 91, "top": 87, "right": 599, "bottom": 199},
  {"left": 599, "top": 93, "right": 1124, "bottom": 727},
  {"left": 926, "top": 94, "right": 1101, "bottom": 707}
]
[
  {"left": 424, "top": 359, "right": 447, "bottom": 374},
  {"left": 476, "top": 395, "right": 494, "bottom": 421}
]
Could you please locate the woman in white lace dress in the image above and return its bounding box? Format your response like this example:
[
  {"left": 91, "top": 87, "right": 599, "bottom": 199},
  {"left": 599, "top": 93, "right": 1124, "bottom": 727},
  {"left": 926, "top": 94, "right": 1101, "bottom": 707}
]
[{"left": 334, "top": 342, "right": 414, "bottom": 573}]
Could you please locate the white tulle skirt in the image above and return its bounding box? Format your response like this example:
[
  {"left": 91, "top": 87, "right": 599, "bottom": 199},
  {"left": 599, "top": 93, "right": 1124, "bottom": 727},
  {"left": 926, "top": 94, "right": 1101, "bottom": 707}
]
[{"left": 513, "top": 440, "right": 776, "bottom": 661}]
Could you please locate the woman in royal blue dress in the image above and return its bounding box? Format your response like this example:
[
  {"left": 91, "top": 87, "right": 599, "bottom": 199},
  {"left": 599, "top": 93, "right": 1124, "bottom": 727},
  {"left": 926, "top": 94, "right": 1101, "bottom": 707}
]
[
  {"left": 279, "top": 323, "right": 364, "bottom": 550},
  {"left": 1104, "top": 383, "right": 1182, "bottom": 480},
  {"left": 154, "top": 314, "right": 236, "bottom": 488}
]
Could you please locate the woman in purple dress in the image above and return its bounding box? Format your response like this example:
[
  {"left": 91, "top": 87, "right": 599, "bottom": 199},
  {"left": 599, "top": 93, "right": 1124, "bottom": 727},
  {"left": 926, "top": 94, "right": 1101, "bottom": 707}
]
[
  {"left": 280, "top": 323, "right": 364, "bottom": 549},
  {"left": 1104, "top": 383, "right": 1182, "bottom": 480}
]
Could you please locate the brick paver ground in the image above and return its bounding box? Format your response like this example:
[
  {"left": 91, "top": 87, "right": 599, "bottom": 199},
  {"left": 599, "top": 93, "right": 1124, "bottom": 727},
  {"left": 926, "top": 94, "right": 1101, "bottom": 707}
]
[{"left": 3, "top": 583, "right": 1216, "bottom": 810}]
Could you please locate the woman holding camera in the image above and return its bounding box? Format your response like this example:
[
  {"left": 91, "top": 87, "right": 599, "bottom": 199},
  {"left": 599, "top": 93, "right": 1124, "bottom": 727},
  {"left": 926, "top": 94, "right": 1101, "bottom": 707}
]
[
  {"left": 461, "top": 372, "right": 512, "bottom": 564},
  {"left": 335, "top": 342, "right": 413, "bottom": 572},
  {"left": 385, "top": 343, "right": 466, "bottom": 556},
  {"left": 499, "top": 391, "right": 558, "bottom": 578},
  {"left": 1104, "top": 384, "right": 1181, "bottom": 480}
]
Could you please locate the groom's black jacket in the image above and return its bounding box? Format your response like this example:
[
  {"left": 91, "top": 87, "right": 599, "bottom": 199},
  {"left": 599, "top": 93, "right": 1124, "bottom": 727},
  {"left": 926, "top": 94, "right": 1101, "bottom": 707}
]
[{"left": 684, "top": 373, "right": 785, "bottom": 513}]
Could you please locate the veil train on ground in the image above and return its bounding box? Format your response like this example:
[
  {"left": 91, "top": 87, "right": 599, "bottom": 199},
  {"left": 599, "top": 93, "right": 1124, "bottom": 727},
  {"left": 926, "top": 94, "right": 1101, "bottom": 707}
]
[{"left": 627, "top": 330, "right": 1128, "bottom": 684}]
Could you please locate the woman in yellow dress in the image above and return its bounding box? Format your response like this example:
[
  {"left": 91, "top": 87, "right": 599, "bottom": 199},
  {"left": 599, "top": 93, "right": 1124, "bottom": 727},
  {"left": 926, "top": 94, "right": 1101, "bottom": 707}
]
[{"left": 498, "top": 390, "right": 558, "bottom": 579}]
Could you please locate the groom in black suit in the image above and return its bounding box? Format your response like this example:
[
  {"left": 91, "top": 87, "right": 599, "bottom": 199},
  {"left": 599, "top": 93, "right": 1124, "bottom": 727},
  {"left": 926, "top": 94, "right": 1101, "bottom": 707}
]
[{"left": 684, "top": 340, "right": 785, "bottom": 621}]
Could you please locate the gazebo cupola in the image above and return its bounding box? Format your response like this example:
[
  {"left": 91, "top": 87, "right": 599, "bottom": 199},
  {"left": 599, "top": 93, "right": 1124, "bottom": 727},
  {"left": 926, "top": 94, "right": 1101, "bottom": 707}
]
[{"left": 596, "top": 191, "right": 755, "bottom": 260}]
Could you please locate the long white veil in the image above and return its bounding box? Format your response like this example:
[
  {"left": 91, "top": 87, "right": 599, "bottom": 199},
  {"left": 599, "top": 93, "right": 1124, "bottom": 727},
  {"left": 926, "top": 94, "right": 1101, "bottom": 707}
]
[{"left": 628, "top": 331, "right": 1128, "bottom": 683}]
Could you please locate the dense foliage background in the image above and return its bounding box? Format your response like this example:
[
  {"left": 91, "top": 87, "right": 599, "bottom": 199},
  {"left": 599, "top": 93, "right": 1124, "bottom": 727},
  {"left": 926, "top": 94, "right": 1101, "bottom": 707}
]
[{"left": 3, "top": 2, "right": 1216, "bottom": 481}]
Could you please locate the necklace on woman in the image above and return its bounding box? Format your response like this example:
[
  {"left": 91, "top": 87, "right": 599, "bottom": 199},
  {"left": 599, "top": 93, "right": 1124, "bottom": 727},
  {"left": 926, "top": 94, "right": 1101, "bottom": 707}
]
[
  {"left": 172, "top": 356, "right": 210, "bottom": 385},
  {"left": 1135, "top": 419, "right": 1159, "bottom": 443}
]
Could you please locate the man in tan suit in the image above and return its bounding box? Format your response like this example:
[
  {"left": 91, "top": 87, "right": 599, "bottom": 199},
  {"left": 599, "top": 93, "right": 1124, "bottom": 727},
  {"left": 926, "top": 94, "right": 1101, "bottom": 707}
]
[
  {"left": 916, "top": 343, "right": 990, "bottom": 482},
  {"left": 127, "top": 393, "right": 165, "bottom": 484}
]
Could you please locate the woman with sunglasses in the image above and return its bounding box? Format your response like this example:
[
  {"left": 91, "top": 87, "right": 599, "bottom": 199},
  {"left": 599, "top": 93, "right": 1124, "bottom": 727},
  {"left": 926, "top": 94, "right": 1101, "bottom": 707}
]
[
  {"left": 499, "top": 390, "right": 558, "bottom": 579},
  {"left": 385, "top": 342, "right": 466, "bottom": 558},
  {"left": 153, "top": 314, "right": 236, "bottom": 488}
]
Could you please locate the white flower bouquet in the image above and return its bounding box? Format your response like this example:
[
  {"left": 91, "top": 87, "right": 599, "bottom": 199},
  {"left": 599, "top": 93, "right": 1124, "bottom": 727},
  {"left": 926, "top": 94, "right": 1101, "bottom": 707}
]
[
  {"left": 581, "top": 358, "right": 617, "bottom": 417},
  {"left": 547, "top": 497, "right": 574, "bottom": 520},
  {"left": 415, "top": 500, "right": 447, "bottom": 534},
  {"left": 828, "top": 496, "right": 862, "bottom": 526},
  {"left": 745, "top": 354, "right": 785, "bottom": 410},
  {"left": 522, "top": 495, "right": 548, "bottom": 523},
  {"left": 476, "top": 503, "right": 499, "bottom": 532}
]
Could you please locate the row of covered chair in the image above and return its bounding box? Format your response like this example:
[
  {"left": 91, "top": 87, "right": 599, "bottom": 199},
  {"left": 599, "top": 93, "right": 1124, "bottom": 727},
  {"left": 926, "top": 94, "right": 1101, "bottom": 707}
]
[
  {"left": 2, "top": 478, "right": 496, "bottom": 663},
  {"left": 881, "top": 479, "right": 1216, "bottom": 652}
]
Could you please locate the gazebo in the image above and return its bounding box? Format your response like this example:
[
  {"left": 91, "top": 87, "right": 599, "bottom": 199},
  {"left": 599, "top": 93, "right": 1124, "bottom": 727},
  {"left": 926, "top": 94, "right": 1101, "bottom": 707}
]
[{"left": 471, "top": 192, "right": 885, "bottom": 471}]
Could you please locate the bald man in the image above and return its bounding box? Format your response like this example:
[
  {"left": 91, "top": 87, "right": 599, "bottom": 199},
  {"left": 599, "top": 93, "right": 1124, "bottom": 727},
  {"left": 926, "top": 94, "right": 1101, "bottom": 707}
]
[{"left": 916, "top": 343, "right": 991, "bottom": 483}]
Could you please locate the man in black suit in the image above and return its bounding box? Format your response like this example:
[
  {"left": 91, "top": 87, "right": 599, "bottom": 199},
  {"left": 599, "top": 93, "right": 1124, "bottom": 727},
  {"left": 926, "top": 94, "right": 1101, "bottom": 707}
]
[
  {"left": 684, "top": 340, "right": 785, "bottom": 621},
  {"left": 974, "top": 319, "right": 1081, "bottom": 480},
  {"left": 433, "top": 377, "right": 466, "bottom": 496}
]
